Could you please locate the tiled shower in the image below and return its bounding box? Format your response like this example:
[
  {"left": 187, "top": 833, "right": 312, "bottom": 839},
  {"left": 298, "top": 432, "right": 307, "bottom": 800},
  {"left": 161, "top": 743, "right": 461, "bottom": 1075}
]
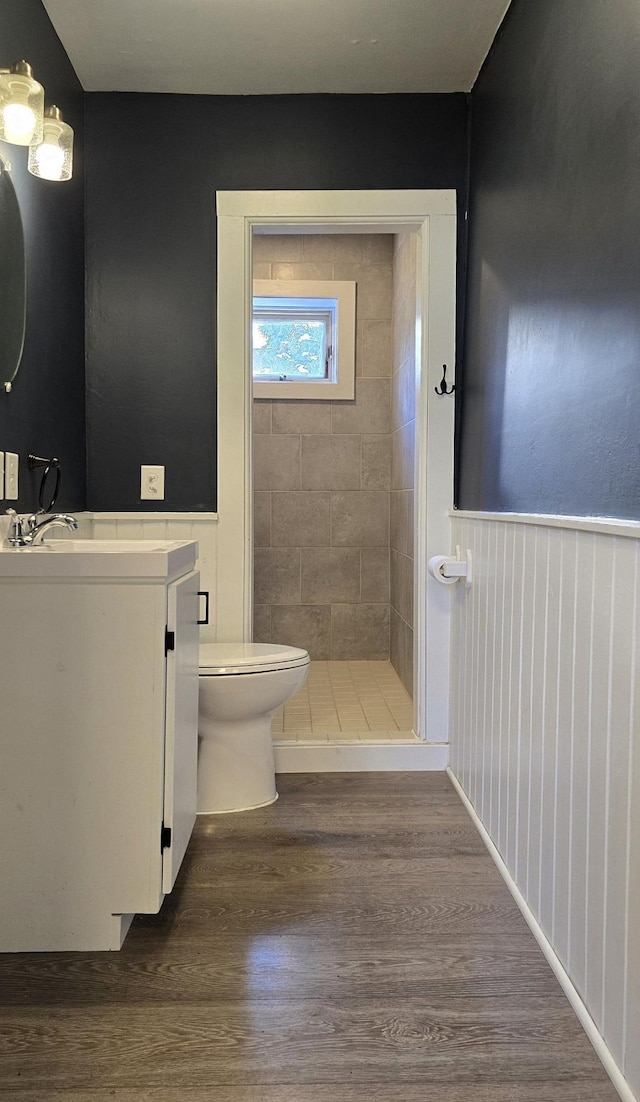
[{"left": 253, "top": 232, "right": 417, "bottom": 736}]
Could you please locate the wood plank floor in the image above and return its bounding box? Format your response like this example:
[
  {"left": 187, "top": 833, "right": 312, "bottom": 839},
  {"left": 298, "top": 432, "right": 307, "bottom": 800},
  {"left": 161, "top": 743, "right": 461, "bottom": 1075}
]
[{"left": 0, "top": 773, "right": 619, "bottom": 1100}]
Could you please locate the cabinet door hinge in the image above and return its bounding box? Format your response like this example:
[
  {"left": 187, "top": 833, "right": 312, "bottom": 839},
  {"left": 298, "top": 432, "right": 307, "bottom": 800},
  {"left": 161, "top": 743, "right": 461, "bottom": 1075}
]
[
  {"left": 164, "top": 628, "right": 175, "bottom": 655},
  {"left": 161, "top": 824, "right": 172, "bottom": 851}
]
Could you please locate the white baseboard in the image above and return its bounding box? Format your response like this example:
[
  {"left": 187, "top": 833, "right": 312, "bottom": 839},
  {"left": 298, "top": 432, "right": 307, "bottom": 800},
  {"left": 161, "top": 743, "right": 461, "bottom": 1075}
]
[
  {"left": 274, "top": 740, "right": 449, "bottom": 773},
  {"left": 446, "top": 768, "right": 636, "bottom": 1102}
]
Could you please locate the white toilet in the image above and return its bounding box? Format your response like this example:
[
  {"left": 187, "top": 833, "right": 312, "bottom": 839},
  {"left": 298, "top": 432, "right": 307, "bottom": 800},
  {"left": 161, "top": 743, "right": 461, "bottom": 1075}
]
[{"left": 197, "top": 642, "right": 310, "bottom": 814}]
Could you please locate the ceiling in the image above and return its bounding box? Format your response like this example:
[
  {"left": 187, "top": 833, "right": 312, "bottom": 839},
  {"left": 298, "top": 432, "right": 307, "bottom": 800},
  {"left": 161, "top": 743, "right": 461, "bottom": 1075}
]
[{"left": 42, "top": 0, "right": 511, "bottom": 96}]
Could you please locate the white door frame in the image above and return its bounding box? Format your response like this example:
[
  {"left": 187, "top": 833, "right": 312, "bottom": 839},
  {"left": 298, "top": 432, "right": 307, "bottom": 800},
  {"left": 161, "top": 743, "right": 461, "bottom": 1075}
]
[{"left": 216, "top": 190, "right": 456, "bottom": 745}]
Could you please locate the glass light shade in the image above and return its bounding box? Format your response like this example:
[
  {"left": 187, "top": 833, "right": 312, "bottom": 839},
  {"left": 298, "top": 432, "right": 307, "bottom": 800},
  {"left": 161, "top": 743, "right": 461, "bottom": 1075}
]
[
  {"left": 28, "top": 106, "right": 73, "bottom": 181},
  {"left": 0, "top": 62, "right": 44, "bottom": 145}
]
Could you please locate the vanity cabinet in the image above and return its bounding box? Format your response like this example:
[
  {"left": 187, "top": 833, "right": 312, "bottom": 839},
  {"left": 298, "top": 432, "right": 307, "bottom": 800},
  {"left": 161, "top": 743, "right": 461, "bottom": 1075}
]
[{"left": 0, "top": 541, "right": 200, "bottom": 951}]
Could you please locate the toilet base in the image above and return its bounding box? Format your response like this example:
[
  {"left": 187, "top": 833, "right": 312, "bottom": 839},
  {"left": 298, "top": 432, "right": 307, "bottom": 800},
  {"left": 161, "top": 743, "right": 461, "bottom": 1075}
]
[{"left": 197, "top": 714, "right": 278, "bottom": 814}]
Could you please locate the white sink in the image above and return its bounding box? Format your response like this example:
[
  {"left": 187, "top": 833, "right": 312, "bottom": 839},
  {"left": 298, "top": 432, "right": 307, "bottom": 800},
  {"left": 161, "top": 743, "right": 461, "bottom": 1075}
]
[{"left": 0, "top": 538, "right": 198, "bottom": 580}]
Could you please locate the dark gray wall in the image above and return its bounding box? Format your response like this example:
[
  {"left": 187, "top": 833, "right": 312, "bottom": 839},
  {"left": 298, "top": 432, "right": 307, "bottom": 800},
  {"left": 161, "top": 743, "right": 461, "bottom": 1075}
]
[
  {"left": 0, "top": 0, "right": 85, "bottom": 512},
  {"left": 459, "top": 0, "right": 640, "bottom": 519},
  {"left": 85, "top": 93, "right": 468, "bottom": 511}
]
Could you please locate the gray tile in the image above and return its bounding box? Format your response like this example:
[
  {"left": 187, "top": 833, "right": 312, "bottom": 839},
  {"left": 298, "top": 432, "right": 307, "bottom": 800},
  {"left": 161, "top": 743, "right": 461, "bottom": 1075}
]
[
  {"left": 391, "top": 421, "right": 415, "bottom": 491},
  {"left": 272, "top": 262, "right": 333, "bottom": 281},
  {"left": 253, "top": 604, "right": 271, "bottom": 643},
  {"left": 391, "top": 549, "right": 414, "bottom": 627},
  {"left": 252, "top": 401, "right": 272, "bottom": 434},
  {"left": 333, "top": 263, "right": 393, "bottom": 319},
  {"left": 361, "top": 436, "right": 391, "bottom": 490},
  {"left": 272, "top": 400, "right": 331, "bottom": 435},
  {"left": 331, "top": 491, "right": 389, "bottom": 547},
  {"left": 393, "top": 296, "right": 416, "bottom": 374},
  {"left": 331, "top": 377, "right": 391, "bottom": 435},
  {"left": 254, "top": 491, "right": 271, "bottom": 547},
  {"left": 271, "top": 604, "right": 331, "bottom": 660},
  {"left": 252, "top": 262, "right": 271, "bottom": 279},
  {"left": 362, "top": 235, "right": 393, "bottom": 264},
  {"left": 252, "top": 234, "right": 303, "bottom": 263},
  {"left": 302, "top": 235, "right": 363, "bottom": 263},
  {"left": 390, "top": 489, "right": 413, "bottom": 556},
  {"left": 361, "top": 548, "right": 390, "bottom": 604},
  {"left": 301, "top": 548, "right": 361, "bottom": 604},
  {"left": 331, "top": 605, "right": 390, "bottom": 661},
  {"left": 254, "top": 548, "right": 300, "bottom": 605},
  {"left": 360, "top": 319, "right": 392, "bottom": 377},
  {"left": 271, "top": 492, "right": 331, "bottom": 547},
  {"left": 253, "top": 434, "right": 300, "bottom": 490},
  {"left": 390, "top": 608, "right": 414, "bottom": 697},
  {"left": 391, "top": 358, "right": 416, "bottom": 432},
  {"left": 302, "top": 435, "right": 361, "bottom": 490}
]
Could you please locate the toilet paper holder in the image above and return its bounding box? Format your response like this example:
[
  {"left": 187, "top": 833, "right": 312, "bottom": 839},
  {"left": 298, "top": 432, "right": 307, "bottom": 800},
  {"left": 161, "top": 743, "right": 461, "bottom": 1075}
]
[{"left": 428, "top": 546, "right": 473, "bottom": 589}]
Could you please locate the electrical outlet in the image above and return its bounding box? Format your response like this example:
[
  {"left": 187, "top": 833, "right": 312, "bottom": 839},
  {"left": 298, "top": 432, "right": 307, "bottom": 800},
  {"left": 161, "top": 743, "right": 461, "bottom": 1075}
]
[
  {"left": 5, "top": 452, "right": 18, "bottom": 500},
  {"left": 140, "top": 464, "right": 165, "bottom": 501},
  {"left": 0, "top": 452, "right": 4, "bottom": 499}
]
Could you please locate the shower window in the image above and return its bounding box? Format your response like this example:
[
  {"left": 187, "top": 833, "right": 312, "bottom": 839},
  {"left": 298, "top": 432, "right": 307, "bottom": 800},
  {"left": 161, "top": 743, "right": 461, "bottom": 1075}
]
[{"left": 252, "top": 279, "right": 355, "bottom": 400}]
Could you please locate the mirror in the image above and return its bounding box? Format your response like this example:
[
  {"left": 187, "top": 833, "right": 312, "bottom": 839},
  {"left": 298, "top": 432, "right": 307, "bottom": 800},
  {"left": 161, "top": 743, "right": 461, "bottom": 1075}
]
[{"left": 0, "top": 153, "right": 26, "bottom": 392}]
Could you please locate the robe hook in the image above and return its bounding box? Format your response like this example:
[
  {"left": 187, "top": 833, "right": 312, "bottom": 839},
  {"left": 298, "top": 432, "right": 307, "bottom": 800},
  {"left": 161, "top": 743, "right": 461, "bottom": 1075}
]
[{"left": 435, "top": 364, "right": 455, "bottom": 396}]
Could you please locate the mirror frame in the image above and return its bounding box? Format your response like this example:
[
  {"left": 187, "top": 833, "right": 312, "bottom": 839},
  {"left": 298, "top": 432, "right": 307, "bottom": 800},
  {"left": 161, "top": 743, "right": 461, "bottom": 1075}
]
[{"left": 0, "top": 151, "right": 26, "bottom": 392}]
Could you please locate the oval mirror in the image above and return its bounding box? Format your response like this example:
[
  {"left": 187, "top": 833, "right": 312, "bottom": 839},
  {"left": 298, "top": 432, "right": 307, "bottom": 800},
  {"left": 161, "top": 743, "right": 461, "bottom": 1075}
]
[{"left": 0, "top": 155, "right": 26, "bottom": 392}]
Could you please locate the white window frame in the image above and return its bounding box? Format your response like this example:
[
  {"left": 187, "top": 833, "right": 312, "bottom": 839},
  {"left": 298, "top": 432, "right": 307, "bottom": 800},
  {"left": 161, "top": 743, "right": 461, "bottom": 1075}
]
[{"left": 252, "top": 278, "right": 356, "bottom": 399}]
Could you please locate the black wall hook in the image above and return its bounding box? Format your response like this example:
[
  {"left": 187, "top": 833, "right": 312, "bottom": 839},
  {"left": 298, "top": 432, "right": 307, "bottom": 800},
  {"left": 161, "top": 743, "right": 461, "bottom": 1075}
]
[{"left": 435, "top": 364, "right": 455, "bottom": 396}]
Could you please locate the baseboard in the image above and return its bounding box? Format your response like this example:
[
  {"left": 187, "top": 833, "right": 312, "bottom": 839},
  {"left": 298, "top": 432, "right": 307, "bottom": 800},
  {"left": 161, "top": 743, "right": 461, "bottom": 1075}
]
[
  {"left": 274, "top": 739, "right": 449, "bottom": 772},
  {"left": 446, "top": 768, "right": 636, "bottom": 1102}
]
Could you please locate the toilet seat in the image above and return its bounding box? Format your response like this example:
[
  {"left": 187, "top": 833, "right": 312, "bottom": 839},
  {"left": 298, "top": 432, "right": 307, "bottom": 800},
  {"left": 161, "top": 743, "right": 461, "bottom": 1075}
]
[{"left": 199, "top": 642, "right": 309, "bottom": 676}]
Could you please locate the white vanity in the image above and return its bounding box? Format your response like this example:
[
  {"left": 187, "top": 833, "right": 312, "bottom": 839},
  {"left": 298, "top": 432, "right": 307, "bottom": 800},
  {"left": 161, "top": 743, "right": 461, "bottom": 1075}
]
[{"left": 0, "top": 539, "right": 200, "bottom": 951}]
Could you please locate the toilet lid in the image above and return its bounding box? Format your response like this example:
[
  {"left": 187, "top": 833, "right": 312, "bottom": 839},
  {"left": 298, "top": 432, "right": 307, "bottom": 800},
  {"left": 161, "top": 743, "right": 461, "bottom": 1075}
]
[{"left": 199, "top": 642, "right": 310, "bottom": 676}]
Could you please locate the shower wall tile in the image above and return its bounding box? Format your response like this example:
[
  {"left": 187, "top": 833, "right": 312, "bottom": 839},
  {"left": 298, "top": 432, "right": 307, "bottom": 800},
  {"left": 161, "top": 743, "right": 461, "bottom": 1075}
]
[
  {"left": 361, "top": 548, "right": 390, "bottom": 604},
  {"left": 391, "top": 419, "right": 415, "bottom": 491},
  {"left": 331, "top": 377, "right": 391, "bottom": 435},
  {"left": 253, "top": 401, "right": 272, "bottom": 434},
  {"left": 252, "top": 234, "right": 397, "bottom": 662},
  {"left": 331, "top": 605, "right": 390, "bottom": 661},
  {"left": 301, "top": 548, "right": 361, "bottom": 604},
  {"left": 254, "top": 491, "right": 271, "bottom": 547},
  {"left": 253, "top": 434, "right": 300, "bottom": 490},
  {"left": 391, "top": 548, "right": 414, "bottom": 628},
  {"left": 360, "top": 319, "right": 393, "bottom": 377},
  {"left": 253, "top": 234, "right": 303, "bottom": 263},
  {"left": 391, "top": 357, "right": 416, "bottom": 432},
  {"left": 271, "top": 491, "right": 331, "bottom": 547},
  {"left": 331, "top": 491, "right": 389, "bottom": 547},
  {"left": 390, "top": 607, "right": 414, "bottom": 696},
  {"left": 361, "top": 436, "right": 391, "bottom": 490},
  {"left": 271, "top": 604, "right": 331, "bottom": 660},
  {"left": 301, "top": 435, "right": 361, "bottom": 490},
  {"left": 254, "top": 548, "right": 301, "bottom": 605},
  {"left": 253, "top": 604, "right": 271, "bottom": 643},
  {"left": 272, "top": 400, "right": 331, "bottom": 435}
]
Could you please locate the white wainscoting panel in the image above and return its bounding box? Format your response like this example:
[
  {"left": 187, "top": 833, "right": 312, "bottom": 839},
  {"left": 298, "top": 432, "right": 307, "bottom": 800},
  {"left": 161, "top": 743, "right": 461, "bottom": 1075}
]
[
  {"left": 91, "top": 513, "right": 218, "bottom": 643},
  {"left": 450, "top": 512, "right": 640, "bottom": 1100}
]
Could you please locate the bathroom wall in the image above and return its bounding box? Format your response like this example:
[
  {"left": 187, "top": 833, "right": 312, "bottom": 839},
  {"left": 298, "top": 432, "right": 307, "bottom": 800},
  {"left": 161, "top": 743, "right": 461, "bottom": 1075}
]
[
  {"left": 84, "top": 92, "right": 469, "bottom": 512},
  {"left": 252, "top": 234, "right": 392, "bottom": 661},
  {"left": 0, "top": 0, "right": 85, "bottom": 513},
  {"left": 390, "top": 233, "right": 417, "bottom": 694}
]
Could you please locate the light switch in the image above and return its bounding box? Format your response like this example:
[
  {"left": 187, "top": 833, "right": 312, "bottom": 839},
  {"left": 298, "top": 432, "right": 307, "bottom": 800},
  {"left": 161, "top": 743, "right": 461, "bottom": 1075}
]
[
  {"left": 5, "top": 452, "right": 18, "bottom": 500},
  {"left": 140, "top": 464, "right": 165, "bottom": 501},
  {"left": 0, "top": 452, "right": 4, "bottom": 499}
]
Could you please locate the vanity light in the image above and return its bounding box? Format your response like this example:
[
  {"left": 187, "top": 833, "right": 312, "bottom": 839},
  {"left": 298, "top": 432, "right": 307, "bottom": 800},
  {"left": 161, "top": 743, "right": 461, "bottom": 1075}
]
[
  {"left": 28, "top": 106, "right": 73, "bottom": 181},
  {"left": 0, "top": 61, "right": 44, "bottom": 146},
  {"left": 0, "top": 62, "right": 73, "bottom": 181}
]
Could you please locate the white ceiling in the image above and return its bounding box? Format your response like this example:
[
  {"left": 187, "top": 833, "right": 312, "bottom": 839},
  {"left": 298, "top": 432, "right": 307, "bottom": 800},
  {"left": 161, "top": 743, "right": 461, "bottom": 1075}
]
[{"left": 42, "top": 0, "right": 511, "bottom": 95}]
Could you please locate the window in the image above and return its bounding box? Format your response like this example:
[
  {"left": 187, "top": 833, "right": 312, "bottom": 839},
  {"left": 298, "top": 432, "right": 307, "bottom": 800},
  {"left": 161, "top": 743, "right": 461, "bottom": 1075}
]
[{"left": 252, "top": 279, "right": 355, "bottom": 399}]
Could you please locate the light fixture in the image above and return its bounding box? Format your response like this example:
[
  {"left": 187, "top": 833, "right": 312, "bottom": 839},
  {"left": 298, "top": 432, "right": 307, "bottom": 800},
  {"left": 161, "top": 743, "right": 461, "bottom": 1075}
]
[
  {"left": 0, "top": 61, "right": 73, "bottom": 181},
  {"left": 0, "top": 61, "right": 44, "bottom": 146},
  {"left": 28, "top": 106, "right": 73, "bottom": 181}
]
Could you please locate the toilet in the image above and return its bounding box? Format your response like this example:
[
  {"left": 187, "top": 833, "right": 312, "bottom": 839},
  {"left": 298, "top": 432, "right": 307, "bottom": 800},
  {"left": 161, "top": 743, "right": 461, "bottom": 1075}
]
[{"left": 197, "top": 642, "right": 310, "bottom": 813}]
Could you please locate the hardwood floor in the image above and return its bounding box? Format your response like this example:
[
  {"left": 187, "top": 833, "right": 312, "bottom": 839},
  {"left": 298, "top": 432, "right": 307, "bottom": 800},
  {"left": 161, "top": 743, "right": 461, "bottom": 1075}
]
[{"left": 0, "top": 773, "right": 619, "bottom": 1100}]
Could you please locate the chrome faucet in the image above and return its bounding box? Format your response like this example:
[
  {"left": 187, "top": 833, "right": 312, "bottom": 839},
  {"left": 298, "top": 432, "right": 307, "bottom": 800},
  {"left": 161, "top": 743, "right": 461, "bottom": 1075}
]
[{"left": 5, "top": 508, "right": 78, "bottom": 547}]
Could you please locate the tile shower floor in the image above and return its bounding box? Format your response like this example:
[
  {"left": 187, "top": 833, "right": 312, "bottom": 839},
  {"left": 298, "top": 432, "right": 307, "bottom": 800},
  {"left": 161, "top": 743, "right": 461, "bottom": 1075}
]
[{"left": 272, "top": 660, "right": 417, "bottom": 743}]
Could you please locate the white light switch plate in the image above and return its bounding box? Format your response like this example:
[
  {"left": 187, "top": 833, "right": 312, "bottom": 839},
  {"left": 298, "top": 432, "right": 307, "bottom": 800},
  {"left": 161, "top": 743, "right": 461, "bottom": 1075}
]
[
  {"left": 5, "top": 452, "right": 18, "bottom": 500},
  {"left": 140, "top": 464, "right": 165, "bottom": 501},
  {"left": 0, "top": 452, "right": 4, "bottom": 499}
]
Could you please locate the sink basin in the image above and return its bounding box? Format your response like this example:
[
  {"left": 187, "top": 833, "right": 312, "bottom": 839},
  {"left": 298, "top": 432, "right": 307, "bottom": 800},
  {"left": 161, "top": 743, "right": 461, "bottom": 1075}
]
[{"left": 0, "top": 538, "right": 198, "bottom": 580}]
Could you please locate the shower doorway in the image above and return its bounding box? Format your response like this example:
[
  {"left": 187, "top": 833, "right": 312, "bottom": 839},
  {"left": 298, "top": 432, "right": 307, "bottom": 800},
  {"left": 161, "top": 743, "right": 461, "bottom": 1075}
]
[{"left": 216, "top": 191, "right": 456, "bottom": 770}]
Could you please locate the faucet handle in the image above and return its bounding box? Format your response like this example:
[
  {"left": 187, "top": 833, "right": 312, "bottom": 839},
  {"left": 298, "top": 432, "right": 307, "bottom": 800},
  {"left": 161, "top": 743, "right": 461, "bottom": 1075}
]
[{"left": 5, "top": 509, "right": 26, "bottom": 545}]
